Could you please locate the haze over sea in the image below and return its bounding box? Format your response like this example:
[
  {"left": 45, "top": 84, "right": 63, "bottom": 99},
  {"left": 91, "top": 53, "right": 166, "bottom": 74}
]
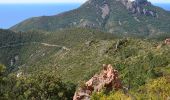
[
  {"left": 0, "top": 3, "right": 169, "bottom": 29},
  {"left": 154, "top": 3, "right": 170, "bottom": 11}
]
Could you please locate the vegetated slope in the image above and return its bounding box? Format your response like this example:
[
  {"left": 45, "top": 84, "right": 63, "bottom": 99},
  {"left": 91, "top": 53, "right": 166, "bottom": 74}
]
[
  {"left": 23, "top": 37, "right": 170, "bottom": 100},
  {"left": 0, "top": 28, "right": 115, "bottom": 73},
  {"left": 91, "top": 76, "right": 170, "bottom": 100},
  {"left": 10, "top": 0, "right": 170, "bottom": 38},
  {"left": 20, "top": 36, "right": 170, "bottom": 85},
  {"left": 0, "top": 28, "right": 170, "bottom": 99},
  {"left": 0, "top": 28, "right": 116, "bottom": 99},
  {"left": 1, "top": 28, "right": 170, "bottom": 85},
  {"left": 0, "top": 29, "right": 47, "bottom": 71}
]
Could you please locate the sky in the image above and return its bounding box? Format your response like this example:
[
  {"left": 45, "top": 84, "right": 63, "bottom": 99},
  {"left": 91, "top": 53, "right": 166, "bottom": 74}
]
[
  {"left": 0, "top": 0, "right": 86, "bottom": 4},
  {"left": 0, "top": 0, "right": 170, "bottom": 4}
]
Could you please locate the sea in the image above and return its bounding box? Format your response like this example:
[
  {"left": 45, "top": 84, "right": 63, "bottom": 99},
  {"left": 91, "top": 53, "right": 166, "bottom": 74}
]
[{"left": 0, "top": 3, "right": 169, "bottom": 29}]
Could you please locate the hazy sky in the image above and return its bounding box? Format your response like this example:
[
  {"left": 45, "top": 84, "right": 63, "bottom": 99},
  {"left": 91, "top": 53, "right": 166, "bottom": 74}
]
[{"left": 0, "top": 0, "right": 170, "bottom": 4}]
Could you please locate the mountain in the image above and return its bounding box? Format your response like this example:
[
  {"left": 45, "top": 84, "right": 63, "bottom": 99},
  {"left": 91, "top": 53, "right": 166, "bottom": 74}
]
[
  {"left": 11, "top": 0, "right": 170, "bottom": 38},
  {"left": 1, "top": 0, "right": 170, "bottom": 99}
]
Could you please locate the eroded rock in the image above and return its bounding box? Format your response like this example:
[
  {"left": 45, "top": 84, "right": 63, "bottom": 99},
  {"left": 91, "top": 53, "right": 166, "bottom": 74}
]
[
  {"left": 100, "top": 4, "right": 110, "bottom": 19},
  {"left": 120, "top": 0, "right": 158, "bottom": 17},
  {"left": 165, "top": 38, "right": 170, "bottom": 45},
  {"left": 73, "top": 64, "right": 122, "bottom": 100},
  {"left": 79, "top": 19, "right": 96, "bottom": 28}
]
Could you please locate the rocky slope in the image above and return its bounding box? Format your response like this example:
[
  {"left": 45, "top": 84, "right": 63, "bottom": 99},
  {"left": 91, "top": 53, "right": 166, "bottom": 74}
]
[{"left": 10, "top": 0, "right": 170, "bottom": 38}]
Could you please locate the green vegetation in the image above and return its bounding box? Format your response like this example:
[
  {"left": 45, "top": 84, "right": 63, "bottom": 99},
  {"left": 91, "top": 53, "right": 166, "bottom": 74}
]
[
  {"left": 91, "top": 77, "right": 170, "bottom": 100},
  {"left": 10, "top": 0, "right": 170, "bottom": 38},
  {"left": 1, "top": 0, "right": 170, "bottom": 98},
  {"left": 0, "top": 65, "right": 75, "bottom": 100},
  {"left": 0, "top": 27, "right": 170, "bottom": 99}
]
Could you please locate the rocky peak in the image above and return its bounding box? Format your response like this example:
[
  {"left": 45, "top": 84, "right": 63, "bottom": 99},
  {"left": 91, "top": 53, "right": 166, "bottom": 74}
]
[
  {"left": 85, "top": 0, "right": 157, "bottom": 18},
  {"left": 119, "top": 0, "right": 158, "bottom": 17}
]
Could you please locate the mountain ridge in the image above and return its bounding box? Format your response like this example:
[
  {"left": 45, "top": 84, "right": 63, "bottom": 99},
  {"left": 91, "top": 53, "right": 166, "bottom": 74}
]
[{"left": 10, "top": 0, "right": 170, "bottom": 38}]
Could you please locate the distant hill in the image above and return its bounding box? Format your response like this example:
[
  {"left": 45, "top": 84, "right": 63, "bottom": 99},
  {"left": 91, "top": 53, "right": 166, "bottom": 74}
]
[{"left": 11, "top": 0, "right": 170, "bottom": 38}]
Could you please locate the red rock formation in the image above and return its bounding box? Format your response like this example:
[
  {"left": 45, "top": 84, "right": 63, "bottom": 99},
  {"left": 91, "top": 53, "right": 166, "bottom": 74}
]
[
  {"left": 73, "top": 64, "right": 122, "bottom": 100},
  {"left": 165, "top": 38, "right": 170, "bottom": 45}
]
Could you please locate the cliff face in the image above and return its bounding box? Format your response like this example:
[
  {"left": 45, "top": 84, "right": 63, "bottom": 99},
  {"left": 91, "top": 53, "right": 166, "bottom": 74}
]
[{"left": 120, "top": 0, "right": 158, "bottom": 17}]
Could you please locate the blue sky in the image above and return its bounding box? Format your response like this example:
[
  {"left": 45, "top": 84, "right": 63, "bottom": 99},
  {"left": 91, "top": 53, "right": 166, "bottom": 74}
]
[
  {"left": 0, "top": 0, "right": 170, "bottom": 3},
  {"left": 0, "top": 0, "right": 86, "bottom": 4}
]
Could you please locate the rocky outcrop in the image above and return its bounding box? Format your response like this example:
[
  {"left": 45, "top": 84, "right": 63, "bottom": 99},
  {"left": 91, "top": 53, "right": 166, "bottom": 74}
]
[
  {"left": 134, "top": 16, "right": 140, "bottom": 22},
  {"left": 10, "top": 55, "right": 19, "bottom": 66},
  {"left": 79, "top": 19, "right": 97, "bottom": 28},
  {"left": 120, "top": 0, "right": 158, "bottom": 17},
  {"left": 73, "top": 64, "right": 122, "bottom": 100},
  {"left": 85, "top": 40, "right": 94, "bottom": 46},
  {"left": 165, "top": 38, "right": 170, "bottom": 45},
  {"left": 100, "top": 4, "right": 110, "bottom": 19}
]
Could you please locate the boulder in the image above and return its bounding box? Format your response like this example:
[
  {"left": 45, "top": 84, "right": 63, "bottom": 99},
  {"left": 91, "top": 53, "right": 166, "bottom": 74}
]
[
  {"left": 73, "top": 64, "right": 122, "bottom": 100},
  {"left": 149, "top": 11, "right": 154, "bottom": 17},
  {"left": 165, "top": 38, "right": 170, "bottom": 45},
  {"left": 79, "top": 19, "right": 97, "bottom": 28},
  {"left": 142, "top": 8, "right": 147, "bottom": 15},
  {"left": 85, "top": 40, "right": 94, "bottom": 46}
]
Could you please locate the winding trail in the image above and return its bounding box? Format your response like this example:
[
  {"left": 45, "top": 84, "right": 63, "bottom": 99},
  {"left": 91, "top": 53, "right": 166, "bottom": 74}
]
[{"left": 0, "top": 42, "right": 70, "bottom": 50}]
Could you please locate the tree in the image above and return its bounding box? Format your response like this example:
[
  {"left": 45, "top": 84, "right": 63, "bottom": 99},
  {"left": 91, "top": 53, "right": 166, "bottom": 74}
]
[{"left": 0, "top": 64, "right": 5, "bottom": 82}]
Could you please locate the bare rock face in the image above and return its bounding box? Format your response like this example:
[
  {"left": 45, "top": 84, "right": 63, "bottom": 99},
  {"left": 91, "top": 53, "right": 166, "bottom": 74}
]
[
  {"left": 165, "top": 38, "right": 170, "bottom": 45},
  {"left": 120, "top": 0, "right": 158, "bottom": 17},
  {"left": 73, "top": 64, "right": 122, "bottom": 100},
  {"left": 100, "top": 4, "right": 110, "bottom": 19}
]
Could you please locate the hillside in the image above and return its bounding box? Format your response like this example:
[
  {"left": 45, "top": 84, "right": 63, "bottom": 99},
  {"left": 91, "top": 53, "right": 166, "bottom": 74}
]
[
  {"left": 0, "top": 28, "right": 115, "bottom": 72},
  {"left": 10, "top": 0, "right": 170, "bottom": 38},
  {"left": 0, "top": 27, "right": 170, "bottom": 99},
  {"left": 1, "top": 0, "right": 170, "bottom": 99}
]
